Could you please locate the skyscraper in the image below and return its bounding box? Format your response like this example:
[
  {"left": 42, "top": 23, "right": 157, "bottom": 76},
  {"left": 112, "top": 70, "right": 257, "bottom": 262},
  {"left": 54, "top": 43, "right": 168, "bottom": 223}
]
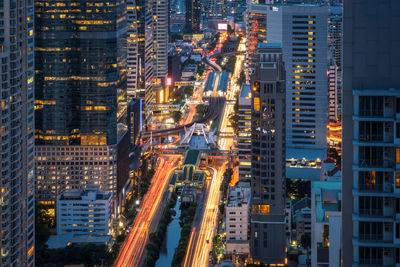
[
  {"left": 185, "top": 0, "right": 201, "bottom": 34},
  {"left": 153, "top": 0, "right": 168, "bottom": 90},
  {"left": 0, "top": 0, "right": 35, "bottom": 264},
  {"left": 342, "top": 0, "right": 400, "bottom": 265},
  {"left": 250, "top": 43, "right": 286, "bottom": 264},
  {"left": 127, "top": 0, "right": 154, "bottom": 106},
  {"left": 263, "top": 3, "right": 329, "bottom": 152},
  {"left": 238, "top": 84, "right": 252, "bottom": 181},
  {"left": 34, "top": 0, "right": 127, "bottom": 203},
  {"left": 247, "top": 1, "right": 330, "bottom": 180}
]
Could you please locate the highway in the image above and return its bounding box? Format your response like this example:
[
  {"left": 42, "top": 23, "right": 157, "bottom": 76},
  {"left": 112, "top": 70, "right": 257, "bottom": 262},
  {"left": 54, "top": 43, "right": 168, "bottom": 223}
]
[
  {"left": 114, "top": 155, "right": 180, "bottom": 267},
  {"left": 183, "top": 37, "right": 247, "bottom": 267}
]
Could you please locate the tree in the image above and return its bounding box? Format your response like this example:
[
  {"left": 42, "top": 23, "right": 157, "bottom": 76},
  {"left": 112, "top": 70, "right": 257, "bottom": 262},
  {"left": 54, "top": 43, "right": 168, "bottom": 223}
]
[
  {"left": 236, "top": 70, "right": 246, "bottom": 86},
  {"left": 197, "top": 64, "right": 205, "bottom": 76},
  {"left": 216, "top": 55, "right": 223, "bottom": 66},
  {"left": 224, "top": 55, "right": 237, "bottom": 73},
  {"left": 184, "top": 85, "right": 194, "bottom": 97},
  {"left": 195, "top": 104, "right": 208, "bottom": 120},
  {"left": 172, "top": 111, "right": 183, "bottom": 123}
]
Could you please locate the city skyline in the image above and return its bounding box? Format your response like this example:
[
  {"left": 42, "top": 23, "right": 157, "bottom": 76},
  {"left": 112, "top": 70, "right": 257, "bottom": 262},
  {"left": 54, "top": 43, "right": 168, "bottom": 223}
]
[{"left": 2, "top": 0, "right": 399, "bottom": 266}]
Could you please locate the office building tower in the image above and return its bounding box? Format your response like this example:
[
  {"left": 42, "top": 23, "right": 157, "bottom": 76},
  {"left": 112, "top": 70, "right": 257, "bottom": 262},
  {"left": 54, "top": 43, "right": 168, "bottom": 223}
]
[
  {"left": 247, "top": 1, "right": 330, "bottom": 179},
  {"left": 35, "top": 0, "right": 127, "bottom": 203},
  {"left": 153, "top": 0, "right": 168, "bottom": 86},
  {"left": 264, "top": 2, "right": 329, "bottom": 151},
  {"left": 209, "top": 0, "right": 225, "bottom": 19},
  {"left": 238, "top": 84, "right": 252, "bottom": 181},
  {"left": 0, "top": 0, "right": 35, "bottom": 264},
  {"left": 127, "top": 0, "right": 154, "bottom": 106},
  {"left": 342, "top": 0, "right": 400, "bottom": 265},
  {"left": 328, "top": 6, "right": 342, "bottom": 70},
  {"left": 250, "top": 44, "right": 286, "bottom": 264},
  {"left": 185, "top": 0, "right": 201, "bottom": 34}
]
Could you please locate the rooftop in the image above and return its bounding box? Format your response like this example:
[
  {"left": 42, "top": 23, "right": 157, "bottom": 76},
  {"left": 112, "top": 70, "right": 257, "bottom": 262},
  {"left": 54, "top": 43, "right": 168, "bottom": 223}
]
[
  {"left": 58, "top": 186, "right": 112, "bottom": 201},
  {"left": 47, "top": 234, "right": 112, "bottom": 249},
  {"left": 227, "top": 186, "right": 250, "bottom": 207},
  {"left": 239, "top": 84, "right": 251, "bottom": 98},
  {"left": 257, "top": 43, "right": 282, "bottom": 49},
  {"left": 183, "top": 149, "right": 201, "bottom": 166}
]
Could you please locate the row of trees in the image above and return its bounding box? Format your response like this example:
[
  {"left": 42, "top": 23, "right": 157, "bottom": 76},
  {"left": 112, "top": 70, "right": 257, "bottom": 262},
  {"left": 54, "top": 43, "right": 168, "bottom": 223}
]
[
  {"left": 143, "top": 192, "right": 178, "bottom": 267},
  {"left": 171, "top": 202, "right": 197, "bottom": 267}
]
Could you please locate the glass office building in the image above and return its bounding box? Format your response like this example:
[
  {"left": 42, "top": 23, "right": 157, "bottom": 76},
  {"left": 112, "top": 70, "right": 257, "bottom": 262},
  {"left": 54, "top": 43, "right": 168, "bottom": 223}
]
[{"left": 34, "top": 0, "right": 127, "bottom": 202}]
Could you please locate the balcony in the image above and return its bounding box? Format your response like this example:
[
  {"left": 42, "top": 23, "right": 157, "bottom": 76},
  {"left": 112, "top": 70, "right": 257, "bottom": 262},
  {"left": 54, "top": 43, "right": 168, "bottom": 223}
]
[
  {"left": 359, "top": 109, "right": 383, "bottom": 118},
  {"left": 359, "top": 209, "right": 383, "bottom": 217},
  {"left": 359, "top": 259, "right": 383, "bottom": 266},
  {"left": 358, "top": 183, "right": 388, "bottom": 193},
  {"left": 359, "top": 233, "right": 383, "bottom": 242},
  {"left": 358, "top": 159, "right": 394, "bottom": 169}
]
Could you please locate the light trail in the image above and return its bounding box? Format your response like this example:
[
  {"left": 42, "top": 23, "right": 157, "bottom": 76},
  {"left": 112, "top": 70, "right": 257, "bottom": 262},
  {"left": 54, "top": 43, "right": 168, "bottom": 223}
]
[
  {"left": 184, "top": 37, "right": 247, "bottom": 267},
  {"left": 114, "top": 155, "right": 180, "bottom": 267}
]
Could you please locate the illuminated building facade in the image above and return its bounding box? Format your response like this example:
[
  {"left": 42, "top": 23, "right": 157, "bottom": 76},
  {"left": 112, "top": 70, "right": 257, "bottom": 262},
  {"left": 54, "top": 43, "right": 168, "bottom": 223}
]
[
  {"left": 264, "top": 3, "right": 329, "bottom": 151},
  {"left": 246, "top": 4, "right": 267, "bottom": 74},
  {"left": 0, "top": 0, "right": 35, "bottom": 264},
  {"left": 153, "top": 0, "right": 168, "bottom": 87},
  {"left": 250, "top": 44, "right": 286, "bottom": 264},
  {"left": 328, "top": 57, "right": 338, "bottom": 122},
  {"left": 328, "top": 6, "right": 342, "bottom": 70},
  {"left": 342, "top": 0, "right": 400, "bottom": 265},
  {"left": 34, "top": 0, "right": 127, "bottom": 202},
  {"left": 238, "top": 84, "right": 252, "bottom": 181},
  {"left": 127, "top": 0, "right": 154, "bottom": 106},
  {"left": 185, "top": 0, "right": 201, "bottom": 34}
]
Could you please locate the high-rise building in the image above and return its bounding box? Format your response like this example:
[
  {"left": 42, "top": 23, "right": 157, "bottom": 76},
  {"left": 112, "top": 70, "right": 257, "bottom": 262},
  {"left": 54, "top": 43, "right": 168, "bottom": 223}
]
[
  {"left": 238, "top": 84, "right": 252, "bottom": 181},
  {"left": 35, "top": 0, "right": 127, "bottom": 203},
  {"left": 209, "top": 0, "right": 225, "bottom": 19},
  {"left": 263, "top": 2, "right": 329, "bottom": 151},
  {"left": 185, "top": 0, "right": 201, "bottom": 34},
  {"left": 328, "top": 6, "right": 342, "bottom": 70},
  {"left": 342, "top": 0, "right": 400, "bottom": 265},
  {"left": 153, "top": 0, "right": 168, "bottom": 86},
  {"left": 249, "top": 1, "right": 330, "bottom": 180},
  {"left": 127, "top": 0, "right": 154, "bottom": 106},
  {"left": 328, "top": 57, "right": 338, "bottom": 122},
  {"left": 0, "top": 0, "right": 35, "bottom": 264},
  {"left": 245, "top": 4, "right": 267, "bottom": 76},
  {"left": 250, "top": 43, "right": 286, "bottom": 264},
  {"left": 127, "top": 0, "right": 168, "bottom": 106}
]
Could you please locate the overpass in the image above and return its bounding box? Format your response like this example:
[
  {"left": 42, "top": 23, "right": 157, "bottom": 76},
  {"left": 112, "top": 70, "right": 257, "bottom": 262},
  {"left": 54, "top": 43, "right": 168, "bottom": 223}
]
[{"left": 142, "top": 97, "right": 225, "bottom": 139}]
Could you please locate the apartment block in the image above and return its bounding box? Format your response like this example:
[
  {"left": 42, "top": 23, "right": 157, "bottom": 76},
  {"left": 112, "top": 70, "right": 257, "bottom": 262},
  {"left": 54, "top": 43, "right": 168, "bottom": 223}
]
[
  {"left": 250, "top": 43, "right": 286, "bottom": 264},
  {"left": 342, "top": 0, "right": 400, "bottom": 265},
  {"left": 0, "top": 0, "right": 35, "bottom": 264},
  {"left": 226, "top": 185, "right": 250, "bottom": 254}
]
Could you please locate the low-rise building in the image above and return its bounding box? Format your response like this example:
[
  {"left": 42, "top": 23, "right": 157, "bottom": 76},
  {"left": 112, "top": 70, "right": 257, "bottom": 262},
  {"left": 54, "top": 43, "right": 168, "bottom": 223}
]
[
  {"left": 311, "top": 181, "right": 341, "bottom": 267},
  {"left": 181, "top": 64, "right": 198, "bottom": 81},
  {"left": 226, "top": 185, "right": 250, "bottom": 254},
  {"left": 56, "top": 186, "right": 113, "bottom": 236},
  {"left": 181, "top": 184, "right": 197, "bottom": 203}
]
